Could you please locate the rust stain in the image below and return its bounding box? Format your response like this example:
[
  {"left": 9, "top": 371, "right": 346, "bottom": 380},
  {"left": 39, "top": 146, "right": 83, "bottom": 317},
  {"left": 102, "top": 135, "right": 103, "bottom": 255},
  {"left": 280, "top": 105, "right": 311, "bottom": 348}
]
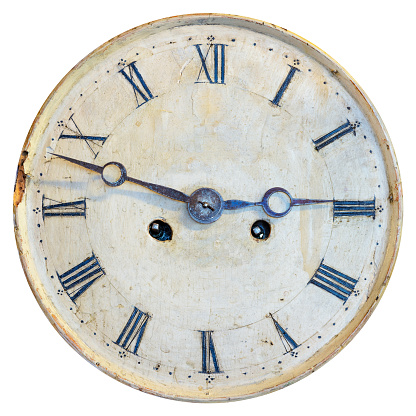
[{"left": 13, "top": 150, "right": 28, "bottom": 207}]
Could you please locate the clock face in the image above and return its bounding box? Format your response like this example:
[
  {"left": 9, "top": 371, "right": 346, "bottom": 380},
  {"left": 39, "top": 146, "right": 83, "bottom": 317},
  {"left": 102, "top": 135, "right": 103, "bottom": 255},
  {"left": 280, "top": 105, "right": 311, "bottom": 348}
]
[{"left": 14, "top": 14, "right": 402, "bottom": 401}]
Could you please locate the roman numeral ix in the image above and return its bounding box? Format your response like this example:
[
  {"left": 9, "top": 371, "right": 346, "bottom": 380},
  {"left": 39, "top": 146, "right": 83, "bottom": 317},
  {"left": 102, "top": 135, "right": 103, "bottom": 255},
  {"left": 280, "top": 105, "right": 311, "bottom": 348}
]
[
  {"left": 309, "top": 261, "right": 358, "bottom": 303},
  {"left": 333, "top": 198, "right": 376, "bottom": 219},
  {"left": 194, "top": 44, "right": 226, "bottom": 84},
  {"left": 271, "top": 65, "right": 300, "bottom": 106},
  {"left": 199, "top": 330, "right": 221, "bottom": 373},
  {"left": 57, "top": 253, "right": 105, "bottom": 303},
  {"left": 42, "top": 196, "right": 86, "bottom": 219},
  {"left": 313, "top": 120, "right": 359, "bottom": 151},
  {"left": 119, "top": 62, "right": 154, "bottom": 108},
  {"left": 269, "top": 314, "right": 299, "bottom": 354},
  {"left": 59, "top": 114, "right": 108, "bottom": 159},
  {"left": 114, "top": 307, "right": 150, "bottom": 355}
]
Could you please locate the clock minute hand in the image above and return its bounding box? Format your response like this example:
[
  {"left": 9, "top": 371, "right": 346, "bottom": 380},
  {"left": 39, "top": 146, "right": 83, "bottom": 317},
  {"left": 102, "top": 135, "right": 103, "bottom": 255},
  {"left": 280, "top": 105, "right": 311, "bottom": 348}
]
[
  {"left": 224, "top": 187, "right": 332, "bottom": 218},
  {"left": 51, "top": 153, "right": 190, "bottom": 203}
]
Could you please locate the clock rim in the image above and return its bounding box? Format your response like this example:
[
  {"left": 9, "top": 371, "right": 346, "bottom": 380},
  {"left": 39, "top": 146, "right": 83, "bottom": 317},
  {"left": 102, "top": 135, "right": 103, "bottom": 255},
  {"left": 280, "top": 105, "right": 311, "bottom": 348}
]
[{"left": 13, "top": 13, "right": 403, "bottom": 402}]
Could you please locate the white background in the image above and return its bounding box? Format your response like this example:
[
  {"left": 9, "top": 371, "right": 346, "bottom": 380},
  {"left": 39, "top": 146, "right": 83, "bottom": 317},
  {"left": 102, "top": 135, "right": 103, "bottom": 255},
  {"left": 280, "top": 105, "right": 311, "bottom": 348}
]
[{"left": 1, "top": 1, "right": 413, "bottom": 414}]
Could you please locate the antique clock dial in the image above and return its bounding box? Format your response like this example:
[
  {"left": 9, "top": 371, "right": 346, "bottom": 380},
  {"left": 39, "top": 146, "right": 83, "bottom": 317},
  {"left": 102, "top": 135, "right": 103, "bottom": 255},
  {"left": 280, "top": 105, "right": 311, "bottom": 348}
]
[{"left": 14, "top": 14, "right": 402, "bottom": 401}]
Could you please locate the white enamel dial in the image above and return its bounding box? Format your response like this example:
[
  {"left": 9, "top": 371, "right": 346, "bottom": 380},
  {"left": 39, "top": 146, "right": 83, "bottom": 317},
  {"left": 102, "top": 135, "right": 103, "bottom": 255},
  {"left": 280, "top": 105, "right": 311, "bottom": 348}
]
[{"left": 14, "top": 14, "right": 402, "bottom": 401}]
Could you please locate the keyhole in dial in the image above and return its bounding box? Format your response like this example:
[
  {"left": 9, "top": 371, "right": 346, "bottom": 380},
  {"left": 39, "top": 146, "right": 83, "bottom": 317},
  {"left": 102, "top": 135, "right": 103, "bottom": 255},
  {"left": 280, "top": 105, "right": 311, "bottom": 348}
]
[
  {"left": 149, "top": 220, "right": 172, "bottom": 241},
  {"left": 251, "top": 220, "right": 271, "bottom": 240}
]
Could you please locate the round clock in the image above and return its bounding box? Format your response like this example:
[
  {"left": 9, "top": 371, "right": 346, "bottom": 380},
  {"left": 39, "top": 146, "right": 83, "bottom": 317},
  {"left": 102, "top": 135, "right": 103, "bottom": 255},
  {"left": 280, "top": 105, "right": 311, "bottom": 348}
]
[{"left": 13, "top": 14, "right": 402, "bottom": 401}]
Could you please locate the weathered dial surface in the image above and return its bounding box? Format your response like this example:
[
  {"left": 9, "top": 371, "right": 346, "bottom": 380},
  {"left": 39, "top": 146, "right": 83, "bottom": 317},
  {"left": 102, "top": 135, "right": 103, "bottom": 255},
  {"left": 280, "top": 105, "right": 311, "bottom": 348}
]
[{"left": 14, "top": 14, "right": 402, "bottom": 401}]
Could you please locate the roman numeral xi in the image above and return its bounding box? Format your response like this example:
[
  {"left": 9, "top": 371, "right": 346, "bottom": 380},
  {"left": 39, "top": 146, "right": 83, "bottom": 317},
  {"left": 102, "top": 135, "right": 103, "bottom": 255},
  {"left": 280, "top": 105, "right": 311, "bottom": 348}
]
[{"left": 119, "top": 62, "right": 154, "bottom": 108}]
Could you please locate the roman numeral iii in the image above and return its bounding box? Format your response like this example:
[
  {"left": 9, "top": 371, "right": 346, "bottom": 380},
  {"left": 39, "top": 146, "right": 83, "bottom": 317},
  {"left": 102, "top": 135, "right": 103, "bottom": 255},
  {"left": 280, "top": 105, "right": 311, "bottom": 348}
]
[
  {"left": 199, "top": 330, "right": 221, "bottom": 373},
  {"left": 269, "top": 314, "right": 299, "bottom": 354},
  {"left": 194, "top": 44, "right": 226, "bottom": 84},
  {"left": 271, "top": 65, "right": 300, "bottom": 106},
  {"left": 333, "top": 198, "right": 376, "bottom": 219},
  {"left": 114, "top": 307, "right": 150, "bottom": 355},
  {"left": 309, "top": 261, "right": 358, "bottom": 303},
  {"left": 119, "top": 62, "right": 154, "bottom": 107},
  {"left": 42, "top": 196, "right": 86, "bottom": 219},
  {"left": 57, "top": 253, "right": 104, "bottom": 303},
  {"left": 58, "top": 114, "right": 108, "bottom": 158},
  {"left": 313, "top": 120, "right": 359, "bottom": 151}
]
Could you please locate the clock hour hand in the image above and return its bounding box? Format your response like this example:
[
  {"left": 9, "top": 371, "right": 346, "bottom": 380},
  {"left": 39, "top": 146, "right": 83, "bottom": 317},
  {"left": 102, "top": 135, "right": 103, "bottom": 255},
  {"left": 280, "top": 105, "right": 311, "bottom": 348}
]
[
  {"left": 51, "top": 153, "right": 190, "bottom": 203},
  {"left": 224, "top": 187, "right": 332, "bottom": 218}
]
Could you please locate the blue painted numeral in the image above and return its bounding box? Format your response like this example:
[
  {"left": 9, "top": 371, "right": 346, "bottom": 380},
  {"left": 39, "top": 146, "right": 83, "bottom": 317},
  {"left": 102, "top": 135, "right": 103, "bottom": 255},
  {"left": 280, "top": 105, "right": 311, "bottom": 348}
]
[
  {"left": 59, "top": 114, "right": 108, "bottom": 159},
  {"left": 199, "top": 331, "right": 221, "bottom": 373},
  {"left": 57, "top": 253, "right": 104, "bottom": 303},
  {"left": 309, "top": 261, "right": 358, "bottom": 303},
  {"left": 313, "top": 120, "right": 358, "bottom": 151},
  {"left": 269, "top": 314, "right": 299, "bottom": 354},
  {"left": 333, "top": 198, "right": 376, "bottom": 219},
  {"left": 194, "top": 44, "right": 226, "bottom": 84},
  {"left": 114, "top": 307, "right": 150, "bottom": 355},
  {"left": 119, "top": 62, "right": 154, "bottom": 108},
  {"left": 42, "top": 196, "right": 86, "bottom": 219},
  {"left": 271, "top": 65, "right": 300, "bottom": 106}
]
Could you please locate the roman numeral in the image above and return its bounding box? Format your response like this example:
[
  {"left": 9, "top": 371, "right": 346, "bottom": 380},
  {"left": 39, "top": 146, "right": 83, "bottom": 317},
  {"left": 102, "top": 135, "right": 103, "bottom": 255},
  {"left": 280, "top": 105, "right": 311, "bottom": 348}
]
[
  {"left": 57, "top": 253, "right": 105, "bottom": 303},
  {"left": 199, "top": 331, "right": 221, "bottom": 373},
  {"left": 269, "top": 314, "right": 299, "bottom": 354},
  {"left": 194, "top": 44, "right": 226, "bottom": 84},
  {"left": 114, "top": 307, "right": 150, "bottom": 355},
  {"left": 333, "top": 198, "right": 376, "bottom": 219},
  {"left": 271, "top": 65, "right": 300, "bottom": 106},
  {"left": 119, "top": 62, "right": 154, "bottom": 108},
  {"left": 309, "top": 261, "right": 358, "bottom": 303},
  {"left": 59, "top": 114, "right": 108, "bottom": 158},
  {"left": 313, "top": 120, "right": 358, "bottom": 151},
  {"left": 42, "top": 196, "right": 86, "bottom": 219}
]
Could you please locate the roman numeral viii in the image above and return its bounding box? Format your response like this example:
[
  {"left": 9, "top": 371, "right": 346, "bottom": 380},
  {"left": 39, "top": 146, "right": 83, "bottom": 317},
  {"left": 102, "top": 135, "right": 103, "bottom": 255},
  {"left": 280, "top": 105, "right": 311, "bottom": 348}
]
[
  {"left": 271, "top": 65, "right": 300, "bottom": 106},
  {"left": 313, "top": 120, "right": 359, "bottom": 151},
  {"left": 57, "top": 253, "right": 104, "bottom": 303},
  {"left": 119, "top": 62, "right": 154, "bottom": 108},
  {"left": 333, "top": 198, "right": 376, "bottom": 219},
  {"left": 269, "top": 314, "right": 299, "bottom": 354},
  {"left": 199, "top": 331, "right": 221, "bottom": 373},
  {"left": 114, "top": 307, "right": 150, "bottom": 355},
  {"left": 194, "top": 44, "right": 226, "bottom": 84},
  {"left": 309, "top": 261, "right": 358, "bottom": 303},
  {"left": 42, "top": 196, "right": 86, "bottom": 219}
]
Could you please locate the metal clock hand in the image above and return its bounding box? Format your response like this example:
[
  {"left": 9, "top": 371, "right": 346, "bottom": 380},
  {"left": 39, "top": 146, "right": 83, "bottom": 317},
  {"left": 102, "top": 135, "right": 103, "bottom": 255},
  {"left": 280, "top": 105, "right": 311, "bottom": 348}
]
[
  {"left": 224, "top": 187, "right": 332, "bottom": 218},
  {"left": 51, "top": 153, "right": 190, "bottom": 203}
]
